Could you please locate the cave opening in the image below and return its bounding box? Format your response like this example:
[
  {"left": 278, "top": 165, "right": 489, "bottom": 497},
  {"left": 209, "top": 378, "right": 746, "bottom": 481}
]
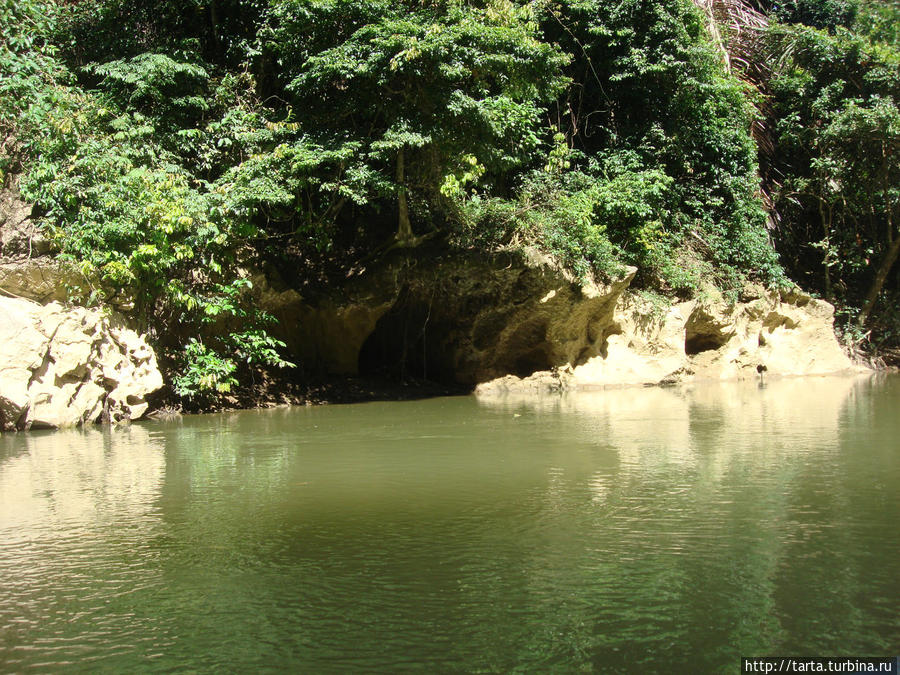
[
  {"left": 357, "top": 287, "right": 458, "bottom": 384},
  {"left": 684, "top": 330, "right": 729, "bottom": 356},
  {"left": 511, "top": 347, "right": 552, "bottom": 378},
  {"left": 684, "top": 333, "right": 721, "bottom": 355}
]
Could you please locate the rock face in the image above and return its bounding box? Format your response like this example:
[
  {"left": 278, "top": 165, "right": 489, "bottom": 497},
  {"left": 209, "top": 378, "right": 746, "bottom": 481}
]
[
  {"left": 254, "top": 245, "right": 861, "bottom": 392},
  {"left": 0, "top": 182, "right": 160, "bottom": 431},
  {"left": 255, "top": 246, "right": 635, "bottom": 384},
  {"left": 0, "top": 296, "right": 163, "bottom": 430},
  {"left": 477, "top": 286, "right": 862, "bottom": 394},
  {"left": 594, "top": 287, "right": 852, "bottom": 382},
  {"left": 0, "top": 182, "right": 51, "bottom": 258},
  {"left": 0, "top": 183, "right": 104, "bottom": 305},
  {"left": 0, "top": 258, "right": 79, "bottom": 304}
]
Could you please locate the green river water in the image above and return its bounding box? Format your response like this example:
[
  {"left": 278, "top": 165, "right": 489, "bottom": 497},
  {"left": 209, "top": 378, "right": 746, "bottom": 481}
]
[{"left": 1, "top": 374, "right": 898, "bottom": 673}]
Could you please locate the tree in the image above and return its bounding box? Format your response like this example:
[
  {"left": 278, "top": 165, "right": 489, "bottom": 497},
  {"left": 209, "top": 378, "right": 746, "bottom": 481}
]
[
  {"left": 821, "top": 97, "right": 900, "bottom": 324},
  {"left": 536, "top": 0, "right": 781, "bottom": 290},
  {"left": 766, "top": 23, "right": 900, "bottom": 324},
  {"left": 268, "top": 0, "right": 569, "bottom": 246}
]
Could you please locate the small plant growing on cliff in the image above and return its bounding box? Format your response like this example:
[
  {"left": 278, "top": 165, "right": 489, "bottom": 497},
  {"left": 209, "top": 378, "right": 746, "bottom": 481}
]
[
  {"left": 634, "top": 289, "right": 672, "bottom": 322},
  {"left": 173, "top": 339, "right": 238, "bottom": 397},
  {"left": 173, "top": 329, "right": 294, "bottom": 398},
  {"left": 231, "top": 329, "right": 294, "bottom": 369}
]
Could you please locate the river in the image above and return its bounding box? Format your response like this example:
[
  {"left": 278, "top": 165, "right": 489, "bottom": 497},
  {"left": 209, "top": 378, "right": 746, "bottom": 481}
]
[{"left": 1, "top": 375, "right": 898, "bottom": 672}]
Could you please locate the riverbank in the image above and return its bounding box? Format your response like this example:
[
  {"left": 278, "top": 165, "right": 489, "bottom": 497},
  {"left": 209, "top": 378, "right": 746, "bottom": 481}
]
[
  {"left": 147, "top": 371, "right": 472, "bottom": 416},
  {"left": 0, "top": 242, "right": 878, "bottom": 427}
]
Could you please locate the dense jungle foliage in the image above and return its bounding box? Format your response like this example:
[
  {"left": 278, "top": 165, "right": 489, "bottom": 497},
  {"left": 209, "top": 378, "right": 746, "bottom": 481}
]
[{"left": 1, "top": 0, "right": 898, "bottom": 397}]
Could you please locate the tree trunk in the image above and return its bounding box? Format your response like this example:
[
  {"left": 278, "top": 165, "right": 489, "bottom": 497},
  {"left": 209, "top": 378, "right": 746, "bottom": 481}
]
[
  {"left": 209, "top": 0, "right": 220, "bottom": 49},
  {"left": 356, "top": 146, "right": 438, "bottom": 264},
  {"left": 858, "top": 215, "right": 900, "bottom": 326},
  {"left": 396, "top": 146, "right": 413, "bottom": 243},
  {"left": 697, "top": 0, "right": 731, "bottom": 72},
  {"left": 883, "top": 154, "right": 893, "bottom": 246},
  {"left": 819, "top": 201, "right": 833, "bottom": 301}
]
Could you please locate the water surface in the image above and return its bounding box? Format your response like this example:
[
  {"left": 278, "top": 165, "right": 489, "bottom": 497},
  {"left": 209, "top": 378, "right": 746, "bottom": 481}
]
[{"left": 1, "top": 375, "right": 898, "bottom": 672}]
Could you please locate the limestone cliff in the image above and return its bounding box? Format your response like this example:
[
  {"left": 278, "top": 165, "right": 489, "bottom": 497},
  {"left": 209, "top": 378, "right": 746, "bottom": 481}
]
[
  {"left": 477, "top": 286, "right": 862, "bottom": 395},
  {"left": 0, "top": 184, "right": 163, "bottom": 431},
  {"left": 254, "top": 246, "right": 862, "bottom": 392},
  {"left": 254, "top": 247, "right": 634, "bottom": 384},
  {"left": 573, "top": 286, "right": 856, "bottom": 386}
]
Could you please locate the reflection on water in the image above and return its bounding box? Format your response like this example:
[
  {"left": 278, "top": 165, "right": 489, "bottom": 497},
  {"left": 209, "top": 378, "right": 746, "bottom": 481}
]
[{"left": 0, "top": 375, "right": 898, "bottom": 672}]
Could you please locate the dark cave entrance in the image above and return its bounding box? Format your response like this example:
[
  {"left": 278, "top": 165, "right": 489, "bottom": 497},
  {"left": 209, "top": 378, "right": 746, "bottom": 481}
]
[
  {"left": 683, "top": 309, "right": 734, "bottom": 356},
  {"left": 357, "top": 287, "right": 458, "bottom": 384},
  {"left": 684, "top": 331, "right": 728, "bottom": 356}
]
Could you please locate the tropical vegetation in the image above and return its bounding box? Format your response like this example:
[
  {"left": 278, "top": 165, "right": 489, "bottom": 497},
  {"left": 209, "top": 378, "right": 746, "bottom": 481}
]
[{"left": 1, "top": 0, "right": 898, "bottom": 399}]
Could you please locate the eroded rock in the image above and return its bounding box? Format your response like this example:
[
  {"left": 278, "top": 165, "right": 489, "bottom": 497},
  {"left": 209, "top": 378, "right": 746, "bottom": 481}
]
[
  {"left": 479, "top": 287, "right": 864, "bottom": 394},
  {"left": 253, "top": 247, "right": 636, "bottom": 384},
  {"left": 254, "top": 246, "right": 861, "bottom": 393},
  {"left": 0, "top": 296, "right": 163, "bottom": 430},
  {"left": 0, "top": 258, "right": 81, "bottom": 304}
]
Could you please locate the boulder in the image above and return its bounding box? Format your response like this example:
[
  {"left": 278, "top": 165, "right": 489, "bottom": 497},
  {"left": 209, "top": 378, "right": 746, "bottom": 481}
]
[{"left": 0, "top": 296, "right": 163, "bottom": 430}]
